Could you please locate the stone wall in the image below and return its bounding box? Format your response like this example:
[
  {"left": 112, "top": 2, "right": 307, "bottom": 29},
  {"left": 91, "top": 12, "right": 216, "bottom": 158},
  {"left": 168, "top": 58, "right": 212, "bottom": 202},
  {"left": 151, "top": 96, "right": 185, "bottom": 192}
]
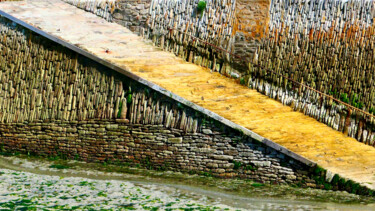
[
  {"left": 144, "top": 0, "right": 240, "bottom": 77},
  {"left": 63, "top": 0, "right": 117, "bottom": 22},
  {"left": 3, "top": 13, "right": 374, "bottom": 195},
  {"left": 3, "top": 3, "right": 375, "bottom": 195},
  {"left": 63, "top": 0, "right": 151, "bottom": 33},
  {"left": 233, "top": 0, "right": 270, "bottom": 66},
  {"left": 60, "top": 1, "right": 375, "bottom": 147},
  {"left": 0, "top": 21, "right": 123, "bottom": 123},
  {"left": 147, "top": 0, "right": 236, "bottom": 51},
  {"left": 240, "top": 0, "right": 375, "bottom": 146},
  {"left": 144, "top": 0, "right": 271, "bottom": 73},
  {"left": 0, "top": 119, "right": 311, "bottom": 185},
  {"left": 113, "top": 0, "right": 151, "bottom": 33},
  {"left": 145, "top": 0, "right": 272, "bottom": 72},
  {"left": 63, "top": 0, "right": 271, "bottom": 76},
  {"left": 0, "top": 14, "right": 314, "bottom": 186}
]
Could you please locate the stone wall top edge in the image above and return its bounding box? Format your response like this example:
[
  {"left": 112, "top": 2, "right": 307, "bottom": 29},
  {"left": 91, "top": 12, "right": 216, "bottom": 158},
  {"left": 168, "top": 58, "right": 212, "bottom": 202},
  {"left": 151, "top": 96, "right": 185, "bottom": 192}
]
[{"left": 0, "top": 11, "right": 317, "bottom": 168}]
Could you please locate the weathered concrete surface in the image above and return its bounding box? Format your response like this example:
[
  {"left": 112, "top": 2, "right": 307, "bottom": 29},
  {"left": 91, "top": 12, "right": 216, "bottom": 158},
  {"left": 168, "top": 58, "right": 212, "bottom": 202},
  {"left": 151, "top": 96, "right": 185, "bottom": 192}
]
[{"left": 1, "top": 0, "right": 375, "bottom": 189}]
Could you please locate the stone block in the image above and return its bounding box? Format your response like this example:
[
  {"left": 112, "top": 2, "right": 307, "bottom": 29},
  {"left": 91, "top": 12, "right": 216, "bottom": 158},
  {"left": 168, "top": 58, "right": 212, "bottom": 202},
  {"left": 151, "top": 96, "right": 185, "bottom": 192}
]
[
  {"left": 106, "top": 124, "right": 119, "bottom": 130},
  {"left": 252, "top": 161, "right": 271, "bottom": 167},
  {"left": 202, "top": 129, "right": 213, "bottom": 134},
  {"left": 113, "top": 12, "right": 124, "bottom": 20},
  {"left": 212, "top": 155, "right": 233, "bottom": 160},
  {"left": 168, "top": 137, "right": 182, "bottom": 144}
]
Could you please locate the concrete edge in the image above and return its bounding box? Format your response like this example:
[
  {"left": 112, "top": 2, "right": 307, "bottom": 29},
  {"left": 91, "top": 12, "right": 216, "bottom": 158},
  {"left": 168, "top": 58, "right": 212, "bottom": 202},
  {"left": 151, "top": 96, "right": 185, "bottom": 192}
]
[{"left": 0, "top": 10, "right": 317, "bottom": 168}]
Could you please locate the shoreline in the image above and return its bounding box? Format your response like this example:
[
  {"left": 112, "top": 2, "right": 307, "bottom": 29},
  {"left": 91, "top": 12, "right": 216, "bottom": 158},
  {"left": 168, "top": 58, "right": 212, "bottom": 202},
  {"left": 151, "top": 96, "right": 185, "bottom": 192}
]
[{"left": 0, "top": 154, "right": 374, "bottom": 210}]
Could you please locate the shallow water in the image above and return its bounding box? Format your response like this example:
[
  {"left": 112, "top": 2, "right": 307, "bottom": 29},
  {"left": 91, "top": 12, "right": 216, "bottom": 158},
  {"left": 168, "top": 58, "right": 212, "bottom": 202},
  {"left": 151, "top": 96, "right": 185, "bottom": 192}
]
[{"left": 0, "top": 156, "right": 374, "bottom": 210}]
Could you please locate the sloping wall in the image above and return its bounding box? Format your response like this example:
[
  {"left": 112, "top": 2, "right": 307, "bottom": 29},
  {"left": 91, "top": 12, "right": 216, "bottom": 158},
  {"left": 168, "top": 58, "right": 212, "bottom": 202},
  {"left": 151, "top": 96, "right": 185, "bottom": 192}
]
[
  {"left": 13, "top": 0, "right": 371, "bottom": 195},
  {"left": 2, "top": 12, "right": 373, "bottom": 195},
  {"left": 63, "top": 0, "right": 269, "bottom": 75},
  {"left": 248, "top": 0, "right": 375, "bottom": 146},
  {"left": 0, "top": 14, "right": 315, "bottom": 186},
  {"left": 62, "top": 0, "right": 375, "bottom": 149}
]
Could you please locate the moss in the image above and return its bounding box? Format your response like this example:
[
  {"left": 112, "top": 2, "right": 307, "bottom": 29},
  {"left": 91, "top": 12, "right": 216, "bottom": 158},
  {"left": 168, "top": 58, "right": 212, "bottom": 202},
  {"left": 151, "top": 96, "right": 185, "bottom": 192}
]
[
  {"left": 340, "top": 93, "right": 349, "bottom": 104},
  {"left": 349, "top": 93, "right": 365, "bottom": 109},
  {"left": 338, "top": 178, "right": 347, "bottom": 189},
  {"left": 141, "top": 157, "right": 153, "bottom": 170},
  {"left": 49, "top": 164, "right": 70, "bottom": 169},
  {"left": 345, "top": 180, "right": 355, "bottom": 193},
  {"left": 199, "top": 171, "right": 214, "bottom": 177},
  {"left": 144, "top": 88, "right": 150, "bottom": 97},
  {"left": 351, "top": 182, "right": 361, "bottom": 194},
  {"left": 117, "top": 101, "right": 123, "bottom": 118},
  {"left": 232, "top": 161, "right": 242, "bottom": 170},
  {"left": 126, "top": 93, "right": 132, "bottom": 104},
  {"left": 313, "top": 165, "right": 326, "bottom": 177},
  {"left": 231, "top": 136, "right": 242, "bottom": 144},
  {"left": 370, "top": 107, "right": 375, "bottom": 115},
  {"left": 197, "top": 1, "right": 207, "bottom": 13},
  {"left": 251, "top": 183, "right": 264, "bottom": 188},
  {"left": 244, "top": 165, "right": 257, "bottom": 171},
  {"left": 324, "top": 183, "right": 332, "bottom": 190},
  {"left": 177, "top": 102, "right": 184, "bottom": 109},
  {"left": 313, "top": 175, "right": 324, "bottom": 185},
  {"left": 357, "top": 187, "right": 369, "bottom": 196},
  {"left": 295, "top": 182, "right": 303, "bottom": 188},
  {"left": 231, "top": 160, "right": 257, "bottom": 171},
  {"left": 48, "top": 155, "right": 61, "bottom": 161},
  {"left": 0, "top": 151, "right": 16, "bottom": 156},
  {"left": 240, "top": 77, "right": 245, "bottom": 85},
  {"left": 331, "top": 174, "right": 340, "bottom": 186}
]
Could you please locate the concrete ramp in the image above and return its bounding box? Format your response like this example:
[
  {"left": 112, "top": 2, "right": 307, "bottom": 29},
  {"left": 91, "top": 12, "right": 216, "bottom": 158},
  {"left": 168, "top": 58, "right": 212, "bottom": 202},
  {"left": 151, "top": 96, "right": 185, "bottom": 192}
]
[{"left": 1, "top": 0, "right": 375, "bottom": 193}]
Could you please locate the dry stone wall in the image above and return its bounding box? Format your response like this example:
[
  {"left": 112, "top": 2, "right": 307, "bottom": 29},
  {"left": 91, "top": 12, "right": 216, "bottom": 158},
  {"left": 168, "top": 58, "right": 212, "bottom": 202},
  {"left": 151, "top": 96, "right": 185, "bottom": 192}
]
[
  {"left": 113, "top": 0, "right": 151, "bottom": 32},
  {"left": 243, "top": 0, "right": 375, "bottom": 146},
  {"left": 0, "top": 23, "right": 121, "bottom": 123},
  {"left": 64, "top": 0, "right": 270, "bottom": 76},
  {"left": 145, "top": 0, "right": 271, "bottom": 73},
  {"left": 63, "top": 0, "right": 117, "bottom": 22},
  {"left": 60, "top": 0, "right": 375, "bottom": 146},
  {"left": 144, "top": 0, "right": 241, "bottom": 76},
  {"left": 1, "top": 120, "right": 311, "bottom": 185},
  {"left": 143, "top": 0, "right": 271, "bottom": 72},
  {"left": 147, "top": 0, "right": 236, "bottom": 53},
  {"left": 2, "top": 14, "right": 372, "bottom": 194},
  {"left": 233, "top": 0, "right": 270, "bottom": 66},
  {"left": 63, "top": 0, "right": 151, "bottom": 33}
]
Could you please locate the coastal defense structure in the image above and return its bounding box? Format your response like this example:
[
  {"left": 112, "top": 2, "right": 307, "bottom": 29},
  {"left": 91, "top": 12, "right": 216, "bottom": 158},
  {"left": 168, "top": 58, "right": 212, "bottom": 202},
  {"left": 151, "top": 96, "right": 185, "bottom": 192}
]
[
  {"left": 65, "top": 0, "right": 375, "bottom": 148},
  {"left": 2, "top": 0, "right": 375, "bottom": 196}
]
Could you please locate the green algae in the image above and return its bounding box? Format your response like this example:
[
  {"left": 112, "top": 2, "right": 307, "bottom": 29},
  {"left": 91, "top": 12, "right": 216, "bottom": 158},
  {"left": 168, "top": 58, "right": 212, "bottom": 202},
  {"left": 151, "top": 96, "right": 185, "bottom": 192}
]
[
  {"left": 49, "top": 164, "right": 70, "bottom": 170},
  {"left": 3, "top": 154, "right": 375, "bottom": 205}
]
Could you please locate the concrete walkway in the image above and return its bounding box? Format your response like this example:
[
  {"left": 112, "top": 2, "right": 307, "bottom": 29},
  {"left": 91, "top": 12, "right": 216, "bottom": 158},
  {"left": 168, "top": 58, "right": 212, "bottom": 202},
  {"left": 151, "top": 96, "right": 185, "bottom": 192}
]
[{"left": 2, "top": 0, "right": 375, "bottom": 189}]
